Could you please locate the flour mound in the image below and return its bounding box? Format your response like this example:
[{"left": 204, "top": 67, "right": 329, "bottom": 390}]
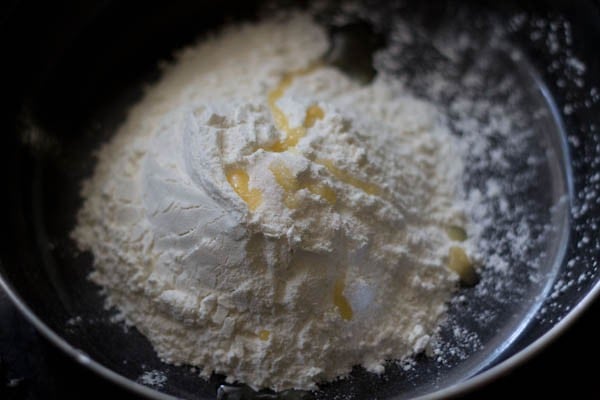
[{"left": 72, "top": 14, "right": 472, "bottom": 391}]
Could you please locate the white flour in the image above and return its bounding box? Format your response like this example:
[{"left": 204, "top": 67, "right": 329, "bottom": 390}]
[{"left": 72, "top": 14, "right": 474, "bottom": 391}]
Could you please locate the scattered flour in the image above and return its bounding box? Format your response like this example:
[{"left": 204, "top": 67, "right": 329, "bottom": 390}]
[
  {"left": 72, "top": 14, "right": 475, "bottom": 391},
  {"left": 139, "top": 370, "right": 168, "bottom": 388}
]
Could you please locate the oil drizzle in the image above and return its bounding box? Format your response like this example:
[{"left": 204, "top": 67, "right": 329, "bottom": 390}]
[
  {"left": 258, "top": 330, "right": 271, "bottom": 341},
  {"left": 315, "top": 158, "right": 380, "bottom": 196},
  {"left": 270, "top": 162, "right": 336, "bottom": 207},
  {"left": 226, "top": 168, "right": 262, "bottom": 211},
  {"left": 266, "top": 64, "right": 323, "bottom": 152},
  {"left": 333, "top": 278, "right": 353, "bottom": 321}
]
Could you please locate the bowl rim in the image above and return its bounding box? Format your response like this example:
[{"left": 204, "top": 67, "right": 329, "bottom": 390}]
[{"left": 1, "top": 271, "right": 599, "bottom": 400}]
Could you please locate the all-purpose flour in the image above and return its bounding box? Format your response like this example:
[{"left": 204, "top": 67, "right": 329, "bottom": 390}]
[{"left": 72, "top": 14, "right": 474, "bottom": 391}]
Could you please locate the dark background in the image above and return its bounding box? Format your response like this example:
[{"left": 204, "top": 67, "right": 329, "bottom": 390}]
[{"left": 0, "top": 289, "right": 598, "bottom": 399}]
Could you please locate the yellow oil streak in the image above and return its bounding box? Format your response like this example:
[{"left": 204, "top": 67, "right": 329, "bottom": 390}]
[
  {"left": 448, "top": 246, "right": 477, "bottom": 285},
  {"left": 270, "top": 162, "right": 336, "bottom": 207},
  {"left": 226, "top": 168, "right": 262, "bottom": 211},
  {"left": 306, "top": 183, "right": 336, "bottom": 205},
  {"left": 270, "top": 162, "right": 299, "bottom": 191},
  {"left": 258, "top": 330, "right": 270, "bottom": 341},
  {"left": 266, "top": 64, "right": 323, "bottom": 152},
  {"left": 446, "top": 225, "right": 467, "bottom": 242},
  {"left": 303, "top": 104, "right": 325, "bottom": 128},
  {"left": 315, "top": 159, "right": 380, "bottom": 196},
  {"left": 227, "top": 63, "right": 378, "bottom": 211},
  {"left": 333, "top": 278, "right": 353, "bottom": 321}
]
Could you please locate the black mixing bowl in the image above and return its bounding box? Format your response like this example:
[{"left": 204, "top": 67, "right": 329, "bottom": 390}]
[{"left": 1, "top": 1, "right": 599, "bottom": 399}]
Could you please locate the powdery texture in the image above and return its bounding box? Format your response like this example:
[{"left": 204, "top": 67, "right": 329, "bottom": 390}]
[{"left": 72, "top": 15, "right": 472, "bottom": 391}]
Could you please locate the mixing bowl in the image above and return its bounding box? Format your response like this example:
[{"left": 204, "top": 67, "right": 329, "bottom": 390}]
[{"left": 1, "top": 1, "right": 599, "bottom": 399}]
